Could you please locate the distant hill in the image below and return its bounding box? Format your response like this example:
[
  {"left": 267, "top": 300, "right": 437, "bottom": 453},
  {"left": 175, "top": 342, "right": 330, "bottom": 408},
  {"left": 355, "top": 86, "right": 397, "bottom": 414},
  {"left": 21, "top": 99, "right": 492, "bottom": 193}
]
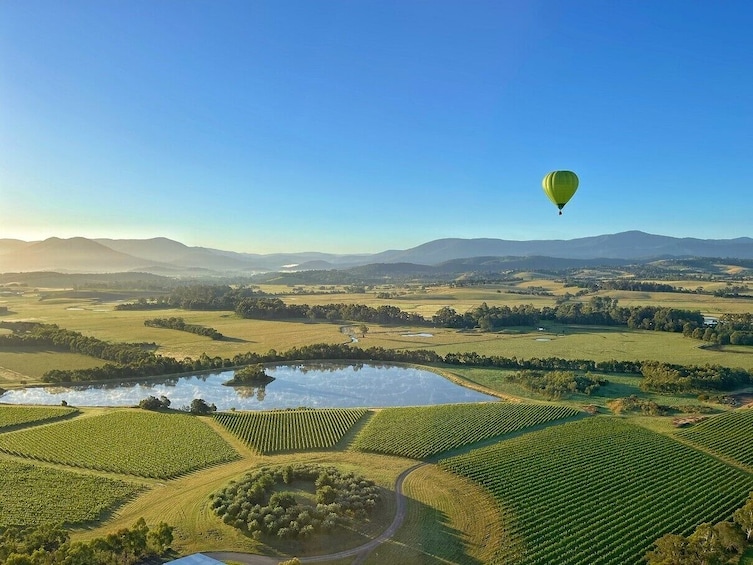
[{"left": 1, "top": 231, "right": 752, "bottom": 275}]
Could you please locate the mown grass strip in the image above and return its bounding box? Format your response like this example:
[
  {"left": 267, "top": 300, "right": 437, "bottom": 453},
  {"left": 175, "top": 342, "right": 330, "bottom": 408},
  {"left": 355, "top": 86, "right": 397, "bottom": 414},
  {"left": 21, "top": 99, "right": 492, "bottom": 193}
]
[
  {"left": 439, "top": 417, "right": 753, "bottom": 565},
  {"left": 213, "top": 408, "right": 367, "bottom": 453},
  {"left": 676, "top": 407, "right": 753, "bottom": 469},
  {"left": 0, "top": 405, "right": 79, "bottom": 431},
  {"left": 352, "top": 403, "right": 580, "bottom": 459},
  {"left": 0, "top": 410, "right": 239, "bottom": 478},
  {"left": 0, "top": 459, "right": 142, "bottom": 527}
]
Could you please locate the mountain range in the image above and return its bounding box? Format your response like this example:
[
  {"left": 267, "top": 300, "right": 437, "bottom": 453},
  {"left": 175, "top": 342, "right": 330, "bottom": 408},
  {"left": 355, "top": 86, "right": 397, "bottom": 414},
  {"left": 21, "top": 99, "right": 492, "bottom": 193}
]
[{"left": 0, "top": 231, "right": 752, "bottom": 276}]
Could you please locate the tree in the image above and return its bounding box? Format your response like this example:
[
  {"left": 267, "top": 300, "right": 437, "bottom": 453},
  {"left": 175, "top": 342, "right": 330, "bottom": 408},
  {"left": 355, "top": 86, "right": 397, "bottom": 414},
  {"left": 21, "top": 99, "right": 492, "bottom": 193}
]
[
  {"left": 734, "top": 493, "right": 753, "bottom": 541},
  {"left": 146, "top": 522, "right": 173, "bottom": 556},
  {"left": 358, "top": 324, "right": 369, "bottom": 338},
  {"left": 687, "top": 523, "right": 726, "bottom": 565},
  {"left": 188, "top": 398, "right": 216, "bottom": 414}
]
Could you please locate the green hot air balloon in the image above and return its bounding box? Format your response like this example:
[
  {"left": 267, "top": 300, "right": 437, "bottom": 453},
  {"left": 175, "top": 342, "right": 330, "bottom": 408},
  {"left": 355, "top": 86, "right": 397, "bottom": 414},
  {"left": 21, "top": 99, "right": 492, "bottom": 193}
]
[{"left": 542, "top": 170, "right": 579, "bottom": 215}]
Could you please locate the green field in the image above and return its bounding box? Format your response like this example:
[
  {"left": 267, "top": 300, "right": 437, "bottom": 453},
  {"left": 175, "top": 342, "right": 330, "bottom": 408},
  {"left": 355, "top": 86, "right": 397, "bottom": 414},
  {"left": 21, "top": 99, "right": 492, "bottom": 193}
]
[
  {"left": 0, "top": 345, "right": 105, "bottom": 384},
  {"left": 0, "top": 458, "right": 142, "bottom": 526},
  {"left": 440, "top": 417, "right": 753, "bottom": 565},
  {"left": 0, "top": 404, "right": 79, "bottom": 431},
  {"left": 352, "top": 403, "right": 580, "bottom": 459},
  {"left": 0, "top": 409, "right": 239, "bottom": 478},
  {"left": 214, "top": 408, "right": 367, "bottom": 453},
  {"left": 676, "top": 408, "right": 753, "bottom": 469}
]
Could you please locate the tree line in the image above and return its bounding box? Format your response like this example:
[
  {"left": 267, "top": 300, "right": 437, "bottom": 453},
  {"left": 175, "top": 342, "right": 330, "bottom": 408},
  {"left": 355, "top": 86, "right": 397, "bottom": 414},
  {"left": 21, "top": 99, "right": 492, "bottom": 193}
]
[
  {"left": 143, "top": 317, "right": 224, "bottom": 340},
  {"left": 0, "top": 518, "right": 172, "bottom": 565},
  {"left": 2, "top": 322, "right": 748, "bottom": 393},
  {"left": 117, "top": 287, "right": 714, "bottom": 337},
  {"left": 684, "top": 312, "right": 753, "bottom": 345}
]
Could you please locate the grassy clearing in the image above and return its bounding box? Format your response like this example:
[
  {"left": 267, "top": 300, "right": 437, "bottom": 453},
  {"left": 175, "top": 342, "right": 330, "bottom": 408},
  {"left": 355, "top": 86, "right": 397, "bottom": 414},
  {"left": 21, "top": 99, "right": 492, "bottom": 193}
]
[
  {"left": 73, "top": 450, "right": 415, "bottom": 559},
  {"left": 0, "top": 405, "right": 79, "bottom": 431},
  {"left": 0, "top": 346, "right": 104, "bottom": 383},
  {"left": 425, "top": 325, "right": 753, "bottom": 370},
  {"left": 440, "top": 417, "right": 753, "bottom": 565},
  {"left": 0, "top": 458, "right": 143, "bottom": 526},
  {"left": 0, "top": 409, "right": 239, "bottom": 478},
  {"left": 446, "top": 367, "right": 719, "bottom": 412},
  {"left": 364, "top": 464, "right": 514, "bottom": 565},
  {"left": 352, "top": 403, "right": 580, "bottom": 459}
]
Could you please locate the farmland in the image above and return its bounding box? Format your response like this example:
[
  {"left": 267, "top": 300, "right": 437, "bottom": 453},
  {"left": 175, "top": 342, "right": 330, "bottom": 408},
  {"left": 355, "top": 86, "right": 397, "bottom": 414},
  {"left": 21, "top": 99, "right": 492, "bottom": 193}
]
[
  {"left": 0, "top": 409, "right": 239, "bottom": 478},
  {"left": 676, "top": 407, "right": 753, "bottom": 469},
  {"left": 0, "top": 459, "right": 143, "bottom": 526},
  {"left": 440, "top": 417, "right": 753, "bottom": 565},
  {"left": 352, "top": 403, "right": 580, "bottom": 459},
  {"left": 0, "top": 404, "right": 78, "bottom": 431},
  {"left": 2, "top": 277, "right": 753, "bottom": 563},
  {"left": 214, "top": 408, "right": 367, "bottom": 453}
]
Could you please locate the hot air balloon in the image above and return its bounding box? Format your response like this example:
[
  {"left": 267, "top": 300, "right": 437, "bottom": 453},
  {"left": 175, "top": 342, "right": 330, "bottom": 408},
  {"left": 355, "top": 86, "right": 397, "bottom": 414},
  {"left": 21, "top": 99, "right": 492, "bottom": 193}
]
[{"left": 542, "top": 170, "right": 579, "bottom": 215}]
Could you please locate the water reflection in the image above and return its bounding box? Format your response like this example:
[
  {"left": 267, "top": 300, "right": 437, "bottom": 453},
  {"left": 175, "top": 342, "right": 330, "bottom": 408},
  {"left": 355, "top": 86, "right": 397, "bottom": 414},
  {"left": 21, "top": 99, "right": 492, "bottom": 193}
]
[{"left": 0, "top": 363, "right": 496, "bottom": 411}]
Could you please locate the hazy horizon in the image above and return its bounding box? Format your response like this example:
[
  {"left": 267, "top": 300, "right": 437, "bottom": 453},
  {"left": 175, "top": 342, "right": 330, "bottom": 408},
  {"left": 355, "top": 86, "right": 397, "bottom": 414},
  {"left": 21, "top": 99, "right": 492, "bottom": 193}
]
[{"left": 2, "top": 1, "right": 752, "bottom": 254}]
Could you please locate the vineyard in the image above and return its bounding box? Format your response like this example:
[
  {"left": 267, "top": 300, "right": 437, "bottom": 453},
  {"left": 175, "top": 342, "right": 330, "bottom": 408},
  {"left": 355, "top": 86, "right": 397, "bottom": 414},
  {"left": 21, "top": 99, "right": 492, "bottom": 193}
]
[
  {"left": 214, "top": 408, "right": 366, "bottom": 453},
  {"left": 0, "top": 405, "right": 78, "bottom": 431},
  {"left": 0, "top": 410, "right": 239, "bottom": 478},
  {"left": 352, "top": 402, "right": 580, "bottom": 459},
  {"left": 676, "top": 407, "right": 753, "bottom": 469},
  {"left": 0, "top": 459, "right": 142, "bottom": 526},
  {"left": 439, "top": 417, "right": 753, "bottom": 565}
]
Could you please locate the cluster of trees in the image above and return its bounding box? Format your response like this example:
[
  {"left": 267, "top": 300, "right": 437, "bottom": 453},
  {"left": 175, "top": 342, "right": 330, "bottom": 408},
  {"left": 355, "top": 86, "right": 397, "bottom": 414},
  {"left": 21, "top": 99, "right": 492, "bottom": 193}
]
[
  {"left": 224, "top": 364, "right": 274, "bottom": 386},
  {"left": 115, "top": 284, "right": 263, "bottom": 311},
  {"left": 684, "top": 313, "right": 753, "bottom": 345},
  {"left": 138, "top": 395, "right": 171, "bottom": 410},
  {"left": 211, "top": 464, "right": 380, "bottom": 540},
  {"left": 507, "top": 370, "right": 607, "bottom": 399},
  {"left": 139, "top": 395, "right": 216, "bottom": 414},
  {"left": 432, "top": 298, "right": 705, "bottom": 334},
  {"left": 0, "top": 322, "right": 154, "bottom": 365},
  {"left": 640, "top": 361, "right": 751, "bottom": 393},
  {"left": 143, "top": 317, "right": 224, "bottom": 340},
  {"left": 0, "top": 518, "right": 172, "bottom": 565},
  {"left": 646, "top": 493, "right": 753, "bottom": 564},
  {"left": 234, "top": 297, "right": 425, "bottom": 325},
  {"left": 564, "top": 279, "right": 683, "bottom": 293},
  {"left": 712, "top": 283, "right": 752, "bottom": 298}
]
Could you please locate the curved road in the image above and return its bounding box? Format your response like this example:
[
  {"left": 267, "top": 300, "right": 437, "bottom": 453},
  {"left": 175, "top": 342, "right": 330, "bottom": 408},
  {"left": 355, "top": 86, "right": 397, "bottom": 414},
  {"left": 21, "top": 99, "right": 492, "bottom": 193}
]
[{"left": 204, "top": 462, "right": 427, "bottom": 565}]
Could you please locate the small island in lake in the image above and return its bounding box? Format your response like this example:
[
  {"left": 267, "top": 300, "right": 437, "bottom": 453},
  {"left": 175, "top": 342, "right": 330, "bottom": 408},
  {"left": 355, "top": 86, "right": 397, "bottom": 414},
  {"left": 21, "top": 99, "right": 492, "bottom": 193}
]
[{"left": 224, "top": 364, "right": 275, "bottom": 386}]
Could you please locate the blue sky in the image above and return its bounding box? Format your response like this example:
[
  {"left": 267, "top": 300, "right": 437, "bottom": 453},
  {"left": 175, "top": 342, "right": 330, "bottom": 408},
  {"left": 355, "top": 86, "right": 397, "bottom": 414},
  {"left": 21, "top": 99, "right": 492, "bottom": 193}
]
[{"left": 1, "top": 1, "right": 752, "bottom": 254}]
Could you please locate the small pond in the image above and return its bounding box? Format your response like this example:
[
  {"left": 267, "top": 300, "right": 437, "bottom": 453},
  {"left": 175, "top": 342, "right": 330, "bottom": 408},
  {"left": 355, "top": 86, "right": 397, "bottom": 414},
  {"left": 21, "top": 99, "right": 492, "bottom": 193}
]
[{"left": 0, "top": 362, "right": 497, "bottom": 411}]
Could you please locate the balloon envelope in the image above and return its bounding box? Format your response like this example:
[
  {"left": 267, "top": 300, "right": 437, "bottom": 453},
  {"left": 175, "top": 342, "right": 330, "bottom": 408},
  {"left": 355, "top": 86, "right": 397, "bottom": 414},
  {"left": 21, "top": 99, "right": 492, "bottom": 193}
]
[{"left": 542, "top": 171, "right": 579, "bottom": 214}]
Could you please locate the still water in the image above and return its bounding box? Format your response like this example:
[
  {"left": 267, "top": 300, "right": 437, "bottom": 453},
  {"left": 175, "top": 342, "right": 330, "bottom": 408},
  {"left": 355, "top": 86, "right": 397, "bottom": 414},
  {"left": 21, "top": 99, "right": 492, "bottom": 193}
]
[{"left": 0, "top": 362, "right": 497, "bottom": 411}]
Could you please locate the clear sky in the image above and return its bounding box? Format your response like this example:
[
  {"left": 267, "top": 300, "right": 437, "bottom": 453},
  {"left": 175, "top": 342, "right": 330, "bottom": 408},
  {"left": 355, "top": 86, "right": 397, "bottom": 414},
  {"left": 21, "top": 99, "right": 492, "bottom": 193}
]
[{"left": 1, "top": 1, "right": 752, "bottom": 254}]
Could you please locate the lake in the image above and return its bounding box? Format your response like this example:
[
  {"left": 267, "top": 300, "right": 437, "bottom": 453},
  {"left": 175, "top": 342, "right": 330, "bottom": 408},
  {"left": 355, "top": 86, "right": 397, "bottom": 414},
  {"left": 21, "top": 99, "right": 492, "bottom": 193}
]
[{"left": 0, "top": 362, "right": 498, "bottom": 410}]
